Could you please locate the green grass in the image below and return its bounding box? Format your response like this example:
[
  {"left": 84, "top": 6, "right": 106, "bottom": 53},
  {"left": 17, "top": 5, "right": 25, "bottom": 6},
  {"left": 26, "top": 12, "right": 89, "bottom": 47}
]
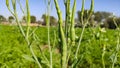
[{"left": 0, "top": 25, "right": 120, "bottom": 68}]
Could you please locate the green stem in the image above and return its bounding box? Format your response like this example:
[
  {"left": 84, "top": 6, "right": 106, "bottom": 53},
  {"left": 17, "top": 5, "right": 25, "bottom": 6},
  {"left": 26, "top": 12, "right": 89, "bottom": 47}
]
[
  {"left": 75, "top": 22, "right": 87, "bottom": 59},
  {"left": 32, "top": 33, "right": 50, "bottom": 67},
  {"left": 46, "top": 0, "right": 53, "bottom": 67},
  {"left": 18, "top": 0, "right": 25, "bottom": 15},
  {"left": 26, "top": 0, "right": 30, "bottom": 39},
  {"left": 64, "top": 0, "right": 71, "bottom": 44},
  {"left": 29, "top": 45, "right": 42, "bottom": 68},
  {"left": 75, "top": 0, "right": 94, "bottom": 59},
  {"left": 87, "top": 0, "right": 94, "bottom": 20},
  {"left": 102, "top": 44, "right": 106, "bottom": 68},
  {"left": 81, "top": 0, "right": 85, "bottom": 26},
  {"left": 6, "top": 0, "right": 42, "bottom": 68},
  {"left": 70, "top": 0, "right": 76, "bottom": 46},
  {"left": 112, "top": 18, "right": 120, "bottom": 68},
  {"left": 54, "top": 0, "right": 67, "bottom": 67}
]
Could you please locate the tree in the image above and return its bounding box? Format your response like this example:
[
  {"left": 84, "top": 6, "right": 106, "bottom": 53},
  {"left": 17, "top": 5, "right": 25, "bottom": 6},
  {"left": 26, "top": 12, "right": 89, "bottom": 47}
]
[
  {"left": 77, "top": 10, "right": 94, "bottom": 27},
  {"left": 0, "top": 15, "right": 6, "bottom": 23},
  {"left": 8, "top": 16, "right": 14, "bottom": 23},
  {"left": 30, "top": 16, "right": 36, "bottom": 23},
  {"left": 41, "top": 14, "right": 57, "bottom": 26},
  {"left": 103, "top": 17, "right": 120, "bottom": 29},
  {"left": 22, "top": 16, "right": 26, "bottom": 23},
  {"left": 37, "top": 20, "right": 42, "bottom": 25},
  {"left": 50, "top": 16, "right": 57, "bottom": 26},
  {"left": 77, "top": 10, "right": 114, "bottom": 27},
  {"left": 77, "top": 10, "right": 89, "bottom": 23},
  {"left": 22, "top": 15, "right": 36, "bottom": 23},
  {"left": 94, "top": 11, "right": 112, "bottom": 22},
  {"left": 41, "top": 14, "right": 47, "bottom": 25}
]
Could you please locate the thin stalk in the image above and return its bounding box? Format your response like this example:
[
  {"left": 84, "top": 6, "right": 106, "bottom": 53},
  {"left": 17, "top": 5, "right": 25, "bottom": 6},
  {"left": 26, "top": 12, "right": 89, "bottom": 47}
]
[
  {"left": 54, "top": 0, "right": 67, "bottom": 67},
  {"left": 75, "top": 21, "right": 88, "bottom": 59},
  {"left": 87, "top": 0, "right": 94, "bottom": 20},
  {"left": 46, "top": 0, "right": 52, "bottom": 67},
  {"left": 113, "top": 17, "right": 119, "bottom": 30},
  {"left": 18, "top": 0, "right": 27, "bottom": 23},
  {"left": 6, "top": 0, "right": 42, "bottom": 68},
  {"left": 14, "top": 14, "right": 26, "bottom": 39},
  {"left": 53, "top": 30, "right": 57, "bottom": 47},
  {"left": 70, "top": 0, "right": 76, "bottom": 46},
  {"left": 102, "top": 44, "right": 106, "bottom": 68},
  {"left": 64, "top": 0, "right": 71, "bottom": 44},
  {"left": 26, "top": 0, "right": 42, "bottom": 67},
  {"left": 111, "top": 17, "right": 120, "bottom": 68},
  {"left": 37, "top": 44, "right": 50, "bottom": 67},
  {"left": 75, "top": 0, "right": 94, "bottom": 59},
  {"left": 32, "top": 33, "right": 50, "bottom": 67},
  {"left": 29, "top": 45, "right": 42, "bottom": 68},
  {"left": 6, "top": 0, "right": 26, "bottom": 38},
  {"left": 74, "top": 0, "right": 85, "bottom": 59},
  {"left": 67, "top": 0, "right": 76, "bottom": 66},
  {"left": 99, "top": 28, "right": 105, "bottom": 68},
  {"left": 81, "top": 0, "right": 85, "bottom": 26},
  {"left": 18, "top": 0, "right": 25, "bottom": 15},
  {"left": 29, "top": 27, "right": 39, "bottom": 37},
  {"left": 26, "top": 0, "right": 30, "bottom": 39},
  {"left": 111, "top": 48, "right": 119, "bottom": 68}
]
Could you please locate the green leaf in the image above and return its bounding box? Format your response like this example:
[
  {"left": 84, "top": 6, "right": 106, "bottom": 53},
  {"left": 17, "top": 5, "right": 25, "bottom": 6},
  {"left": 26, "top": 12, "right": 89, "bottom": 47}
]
[{"left": 22, "top": 54, "right": 35, "bottom": 62}]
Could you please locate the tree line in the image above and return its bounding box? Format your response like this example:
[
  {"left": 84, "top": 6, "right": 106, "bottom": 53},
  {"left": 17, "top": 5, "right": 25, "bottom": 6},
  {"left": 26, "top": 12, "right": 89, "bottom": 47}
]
[
  {"left": 77, "top": 10, "right": 120, "bottom": 29},
  {"left": 0, "top": 14, "right": 58, "bottom": 26},
  {"left": 0, "top": 11, "right": 120, "bottom": 29}
]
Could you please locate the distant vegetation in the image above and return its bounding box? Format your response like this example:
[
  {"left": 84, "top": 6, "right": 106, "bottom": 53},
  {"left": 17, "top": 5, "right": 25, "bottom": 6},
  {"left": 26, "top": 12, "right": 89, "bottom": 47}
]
[{"left": 0, "top": 11, "right": 120, "bottom": 29}]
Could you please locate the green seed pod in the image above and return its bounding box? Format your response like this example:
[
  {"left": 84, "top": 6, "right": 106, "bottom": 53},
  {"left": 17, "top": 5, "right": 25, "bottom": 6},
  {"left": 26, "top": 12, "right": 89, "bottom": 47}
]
[
  {"left": 6, "top": 0, "right": 15, "bottom": 16},
  {"left": 26, "top": 0, "right": 31, "bottom": 24},
  {"left": 70, "top": 0, "right": 76, "bottom": 46},
  {"left": 88, "top": 0, "right": 94, "bottom": 20},
  {"left": 81, "top": 0, "right": 85, "bottom": 25},
  {"left": 6, "top": 0, "right": 9, "bottom": 7},
  {"left": 64, "top": 0, "right": 71, "bottom": 43},
  {"left": 90, "top": 0, "right": 94, "bottom": 13},
  {"left": 26, "top": 0, "right": 31, "bottom": 38},
  {"left": 12, "top": 0, "right": 16, "bottom": 11},
  {"left": 81, "top": 0, "right": 85, "bottom": 16},
  {"left": 54, "top": 0, "right": 67, "bottom": 68}
]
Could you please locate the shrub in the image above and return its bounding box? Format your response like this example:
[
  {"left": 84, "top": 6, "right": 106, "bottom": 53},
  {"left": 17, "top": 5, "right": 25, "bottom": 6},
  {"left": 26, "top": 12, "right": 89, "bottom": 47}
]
[{"left": 8, "top": 16, "right": 14, "bottom": 23}]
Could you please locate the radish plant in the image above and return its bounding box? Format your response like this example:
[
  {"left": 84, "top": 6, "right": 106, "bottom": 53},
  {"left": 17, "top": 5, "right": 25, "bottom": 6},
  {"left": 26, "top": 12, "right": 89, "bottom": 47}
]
[
  {"left": 6, "top": 0, "right": 42, "bottom": 68},
  {"left": 54, "top": 0, "right": 94, "bottom": 67},
  {"left": 6, "top": 0, "right": 94, "bottom": 68}
]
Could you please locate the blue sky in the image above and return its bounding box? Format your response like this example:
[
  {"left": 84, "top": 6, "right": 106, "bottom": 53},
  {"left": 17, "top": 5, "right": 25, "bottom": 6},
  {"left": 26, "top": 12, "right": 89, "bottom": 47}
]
[{"left": 0, "top": 0, "right": 120, "bottom": 20}]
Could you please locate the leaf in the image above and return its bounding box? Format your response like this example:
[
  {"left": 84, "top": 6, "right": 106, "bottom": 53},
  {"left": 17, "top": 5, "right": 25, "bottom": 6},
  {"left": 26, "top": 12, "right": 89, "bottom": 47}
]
[
  {"left": 22, "top": 54, "right": 35, "bottom": 62},
  {"left": 110, "top": 53, "right": 117, "bottom": 63}
]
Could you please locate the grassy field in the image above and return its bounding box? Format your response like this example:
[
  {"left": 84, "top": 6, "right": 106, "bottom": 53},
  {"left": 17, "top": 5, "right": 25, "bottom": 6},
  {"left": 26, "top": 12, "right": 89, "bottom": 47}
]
[{"left": 0, "top": 24, "right": 120, "bottom": 68}]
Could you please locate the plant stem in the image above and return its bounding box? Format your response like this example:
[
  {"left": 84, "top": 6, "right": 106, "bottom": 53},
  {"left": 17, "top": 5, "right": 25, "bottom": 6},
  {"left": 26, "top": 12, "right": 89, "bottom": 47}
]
[
  {"left": 26, "top": 0, "right": 30, "bottom": 39},
  {"left": 102, "top": 44, "right": 106, "bottom": 68},
  {"left": 64, "top": 0, "right": 71, "bottom": 44},
  {"left": 70, "top": 0, "right": 76, "bottom": 46},
  {"left": 75, "top": 22, "right": 87, "bottom": 59},
  {"left": 54, "top": 0, "right": 67, "bottom": 67},
  {"left": 46, "top": 0, "right": 53, "bottom": 67},
  {"left": 112, "top": 17, "right": 120, "bottom": 68},
  {"left": 81, "top": 0, "right": 85, "bottom": 26},
  {"left": 6, "top": 0, "right": 42, "bottom": 68},
  {"left": 29, "top": 45, "right": 42, "bottom": 68}
]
